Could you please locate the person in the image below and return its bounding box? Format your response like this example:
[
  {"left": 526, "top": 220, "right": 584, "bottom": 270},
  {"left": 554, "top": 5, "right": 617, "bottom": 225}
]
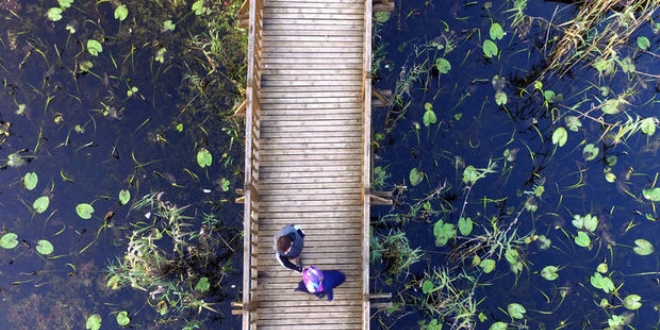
[
  {"left": 274, "top": 224, "right": 305, "bottom": 272},
  {"left": 295, "top": 265, "right": 346, "bottom": 301}
]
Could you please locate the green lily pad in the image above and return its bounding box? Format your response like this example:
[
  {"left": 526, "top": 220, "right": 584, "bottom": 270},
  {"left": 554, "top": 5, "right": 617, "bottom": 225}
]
[
  {"left": 76, "top": 203, "right": 95, "bottom": 219},
  {"left": 433, "top": 220, "right": 456, "bottom": 247},
  {"left": 434, "top": 58, "right": 451, "bottom": 74},
  {"left": 643, "top": 187, "right": 660, "bottom": 202},
  {"left": 114, "top": 4, "right": 128, "bottom": 21},
  {"left": 483, "top": 39, "right": 498, "bottom": 58},
  {"left": 423, "top": 109, "right": 437, "bottom": 127},
  {"left": 33, "top": 196, "right": 50, "bottom": 214},
  {"left": 86, "top": 314, "right": 102, "bottom": 330},
  {"left": 541, "top": 265, "right": 559, "bottom": 281},
  {"left": 583, "top": 214, "right": 598, "bottom": 233},
  {"left": 507, "top": 303, "right": 526, "bottom": 319},
  {"left": 409, "top": 167, "right": 424, "bottom": 186},
  {"left": 495, "top": 90, "right": 508, "bottom": 106},
  {"left": 195, "top": 276, "right": 210, "bottom": 292},
  {"left": 47, "top": 7, "right": 63, "bottom": 21},
  {"left": 583, "top": 143, "right": 599, "bottom": 161},
  {"left": 479, "top": 258, "right": 496, "bottom": 273},
  {"left": 489, "top": 22, "right": 504, "bottom": 41},
  {"left": 197, "top": 148, "right": 212, "bottom": 168},
  {"left": 58, "top": 0, "right": 73, "bottom": 8},
  {"left": 551, "top": 127, "right": 568, "bottom": 147},
  {"left": 23, "top": 172, "right": 38, "bottom": 190},
  {"left": 220, "top": 178, "right": 230, "bottom": 192},
  {"left": 633, "top": 238, "right": 654, "bottom": 256},
  {"left": 163, "top": 20, "right": 176, "bottom": 32},
  {"left": 564, "top": 115, "right": 582, "bottom": 132},
  {"left": 640, "top": 117, "right": 657, "bottom": 136},
  {"left": 87, "top": 39, "right": 103, "bottom": 56},
  {"left": 462, "top": 165, "right": 480, "bottom": 185},
  {"left": 422, "top": 280, "right": 434, "bottom": 294},
  {"left": 36, "top": 239, "right": 54, "bottom": 255},
  {"left": 623, "top": 294, "right": 642, "bottom": 310},
  {"left": 118, "top": 189, "right": 131, "bottom": 205},
  {"left": 590, "top": 272, "right": 615, "bottom": 293},
  {"left": 0, "top": 233, "right": 19, "bottom": 249},
  {"left": 601, "top": 98, "right": 625, "bottom": 115},
  {"left": 489, "top": 322, "right": 508, "bottom": 330},
  {"left": 458, "top": 217, "right": 473, "bottom": 236},
  {"left": 574, "top": 231, "right": 591, "bottom": 248},
  {"left": 116, "top": 311, "right": 130, "bottom": 326},
  {"left": 637, "top": 36, "right": 650, "bottom": 50}
]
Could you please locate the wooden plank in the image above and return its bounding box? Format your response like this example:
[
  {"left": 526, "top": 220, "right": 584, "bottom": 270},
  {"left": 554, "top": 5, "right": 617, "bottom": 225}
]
[
  {"left": 261, "top": 35, "right": 364, "bottom": 43},
  {"left": 266, "top": 2, "right": 363, "bottom": 9},
  {"left": 264, "top": 13, "right": 364, "bottom": 20},
  {"left": 264, "top": 7, "right": 363, "bottom": 15}
]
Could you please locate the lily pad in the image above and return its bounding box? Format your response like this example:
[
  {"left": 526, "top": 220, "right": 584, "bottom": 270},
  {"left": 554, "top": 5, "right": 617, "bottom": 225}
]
[
  {"left": 86, "top": 314, "right": 102, "bottom": 330},
  {"left": 551, "top": 127, "right": 568, "bottom": 147},
  {"left": 36, "top": 239, "right": 54, "bottom": 255},
  {"left": 590, "top": 272, "right": 615, "bottom": 293},
  {"left": 163, "top": 20, "right": 176, "bottom": 32},
  {"left": 489, "top": 22, "right": 504, "bottom": 40},
  {"left": 637, "top": 36, "right": 650, "bottom": 50},
  {"left": 462, "top": 165, "right": 480, "bottom": 185},
  {"left": 118, "top": 189, "right": 131, "bottom": 205},
  {"left": 409, "top": 167, "right": 424, "bottom": 186},
  {"left": 33, "top": 196, "right": 50, "bottom": 214},
  {"left": 574, "top": 231, "right": 591, "bottom": 248},
  {"left": 23, "top": 172, "right": 38, "bottom": 190},
  {"left": 114, "top": 4, "right": 128, "bottom": 21},
  {"left": 195, "top": 276, "right": 210, "bottom": 292},
  {"left": 479, "top": 259, "right": 496, "bottom": 273},
  {"left": 633, "top": 238, "right": 654, "bottom": 256},
  {"left": 643, "top": 187, "right": 660, "bottom": 202},
  {"left": 483, "top": 39, "right": 498, "bottom": 58},
  {"left": 541, "top": 265, "right": 559, "bottom": 281},
  {"left": 495, "top": 90, "right": 508, "bottom": 106},
  {"left": 507, "top": 303, "right": 526, "bottom": 319},
  {"left": 423, "top": 108, "right": 437, "bottom": 127},
  {"left": 564, "top": 115, "right": 582, "bottom": 132},
  {"left": 87, "top": 39, "right": 103, "bottom": 56},
  {"left": 0, "top": 233, "right": 19, "bottom": 249},
  {"left": 433, "top": 220, "right": 456, "bottom": 247},
  {"left": 583, "top": 143, "right": 599, "bottom": 161},
  {"left": 434, "top": 58, "right": 451, "bottom": 74},
  {"left": 76, "top": 203, "right": 95, "bottom": 219},
  {"left": 583, "top": 214, "right": 598, "bottom": 233},
  {"left": 47, "top": 7, "right": 63, "bottom": 21},
  {"left": 623, "top": 294, "right": 642, "bottom": 310},
  {"left": 116, "top": 311, "right": 130, "bottom": 326},
  {"left": 640, "top": 117, "right": 657, "bottom": 136},
  {"left": 197, "top": 148, "right": 212, "bottom": 168},
  {"left": 489, "top": 322, "right": 508, "bottom": 330},
  {"left": 458, "top": 217, "right": 473, "bottom": 236}
]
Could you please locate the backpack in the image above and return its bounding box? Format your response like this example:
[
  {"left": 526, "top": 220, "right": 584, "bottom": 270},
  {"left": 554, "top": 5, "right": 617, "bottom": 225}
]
[{"left": 302, "top": 266, "right": 324, "bottom": 293}]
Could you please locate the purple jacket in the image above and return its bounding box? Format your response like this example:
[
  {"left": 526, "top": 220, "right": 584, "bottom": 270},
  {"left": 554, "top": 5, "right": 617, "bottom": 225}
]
[{"left": 295, "top": 269, "right": 346, "bottom": 301}]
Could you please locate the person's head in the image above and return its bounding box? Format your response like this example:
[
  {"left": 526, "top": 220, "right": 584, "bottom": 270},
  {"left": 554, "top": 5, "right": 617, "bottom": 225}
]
[{"left": 277, "top": 235, "right": 292, "bottom": 253}]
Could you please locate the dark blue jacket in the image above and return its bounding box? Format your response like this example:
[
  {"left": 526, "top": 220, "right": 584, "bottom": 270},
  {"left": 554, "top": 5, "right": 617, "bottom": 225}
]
[
  {"left": 296, "top": 270, "right": 346, "bottom": 301},
  {"left": 274, "top": 225, "right": 305, "bottom": 272}
]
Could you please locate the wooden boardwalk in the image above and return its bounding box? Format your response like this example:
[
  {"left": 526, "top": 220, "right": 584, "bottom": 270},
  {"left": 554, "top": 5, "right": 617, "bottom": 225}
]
[{"left": 233, "top": 0, "right": 378, "bottom": 329}]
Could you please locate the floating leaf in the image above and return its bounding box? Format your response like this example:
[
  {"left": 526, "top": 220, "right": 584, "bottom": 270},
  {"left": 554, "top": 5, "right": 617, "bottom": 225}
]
[
  {"left": 114, "top": 4, "right": 128, "bottom": 21},
  {"left": 590, "top": 272, "right": 615, "bottom": 293},
  {"left": 543, "top": 90, "right": 556, "bottom": 103},
  {"left": 551, "top": 127, "right": 568, "bottom": 147},
  {"left": 116, "top": 311, "right": 130, "bottom": 326},
  {"left": 637, "top": 36, "right": 651, "bottom": 50},
  {"left": 507, "top": 303, "right": 526, "bottom": 319},
  {"left": 479, "top": 259, "right": 496, "bottom": 273},
  {"left": 220, "top": 178, "right": 230, "bottom": 192},
  {"left": 423, "top": 109, "right": 437, "bottom": 127},
  {"left": 106, "top": 274, "right": 121, "bottom": 290},
  {"left": 462, "top": 165, "right": 480, "bottom": 185},
  {"left": 58, "top": 0, "right": 73, "bottom": 8},
  {"left": 605, "top": 172, "right": 616, "bottom": 183},
  {"left": 583, "top": 143, "right": 599, "bottom": 161},
  {"left": 564, "top": 115, "right": 582, "bottom": 132},
  {"left": 118, "top": 189, "right": 131, "bottom": 205},
  {"left": 47, "top": 7, "right": 63, "bottom": 21},
  {"left": 583, "top": 214, "right": 598, "bottom": 233},
  {"left": 163, "top": 19, "right": 176, "bottom": 32},
  {"left": 541, "top": 265, "right": 559, "bottom": 281},
  {"left": 618, "top": 56, "right": 635, "bottom": 73},
  {"left": 195, "top": 276, "right": 210, "bottom": 292},
  {"left": 483, "top": 39, "right": 498, "bottom": 58},
  {"left": 574, "top": 231, "right": 591, "bottom": 248},
  {"left": 495, "top": 90, "right": 508, "bottom": 106},
  {"left": 422, "top": 280, "right": 434, "bottom": 294},
  {"left": 571, "top": 214, "right": 583, "bottom": 229},
  {"left": 458, "top": 217, "right": 473, "bottom": 236},
  {"left": 489, "top": 322, "right": 508, "bottom": 330},
  {"left": 87, "top": 39, "right": 103, "bottom": 56},
  {"left": 623, "top": 294, "right": 642, "bottom": 310},
  {"left": 633, "top": 238, "right": 654, "bottom": 256},
  {"left": 36, "top": 239, "right": 54, "bottom": 255},
  {"left": 374, "top": 11, "right": 391, "bottom": 23},
  {"left": 409, "top": 168, "right": 424, "bottom": 186},
  {"left": 192, "top": 0, "right": 211, "bottom": 15},
  {"left": 23, "top": 172, "right": 38, "bottom": 190},
  {"left": 33, "top": 196, "right": 50, "bottom": 214},
  {"left": 596, "top": 262, "right": 608, "bottom": 274},
  {"left": 643, "top": 187, "right": 660, "bottom": 202},
  {"left": 433, "top": 220, "right": 456, "bottom": 247},
  {"left": 601, "top": 98, "right": 626, "bottom": 115},
  {"left": 434, "top": 57, "right": 451, "bottom": 74},
  {"left": 76, "top": 203, "right": 95, "bottom": 219},
  {"left": 197, "top": 148, "right": 212, "bottom": 168},
  {"left": 0, "top": 233, "right": 19, "bottom": 249},
  {"left": 86, "top": 314, "right": 102, "bottom": 330},
  {"left": 489, "top": 22, "right": 504, "bottom": 40},
  {"left": 640, "top": 117, "right": 657, "bottom": 136}
]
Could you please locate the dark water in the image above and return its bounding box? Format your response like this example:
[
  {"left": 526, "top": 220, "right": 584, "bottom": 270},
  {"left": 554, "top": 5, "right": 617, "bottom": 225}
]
[{"left": 371, "top": 0, "right": 660, "bottom": 329}]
